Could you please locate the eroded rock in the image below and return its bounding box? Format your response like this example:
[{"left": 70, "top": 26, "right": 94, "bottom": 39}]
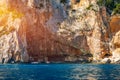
[{"left": 0, "top": 0, "right": 120, "bottom": 63}]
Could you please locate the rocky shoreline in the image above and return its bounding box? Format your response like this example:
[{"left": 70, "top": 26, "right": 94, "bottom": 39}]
[{"left": 1, "top": 57, "right": 120, "bottom": 64}]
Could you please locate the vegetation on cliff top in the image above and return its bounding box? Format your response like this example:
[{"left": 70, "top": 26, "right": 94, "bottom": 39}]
[{"left": 97, "top": 0, "right": 120, "bottom": 15}]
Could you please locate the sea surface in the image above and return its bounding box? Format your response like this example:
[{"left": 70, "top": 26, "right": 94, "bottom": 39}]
[{"left": 0, "top": 64, "right": 120, "bottom": 80}]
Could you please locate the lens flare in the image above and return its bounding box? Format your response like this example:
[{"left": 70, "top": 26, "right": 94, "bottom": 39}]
[{"left": 0, "top": 0, "right": 23, "bottom": 36}]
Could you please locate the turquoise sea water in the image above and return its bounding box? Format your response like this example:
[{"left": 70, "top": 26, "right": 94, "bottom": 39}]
[{"left": 0, "top": 64, "right": 120, "bottom": 80}]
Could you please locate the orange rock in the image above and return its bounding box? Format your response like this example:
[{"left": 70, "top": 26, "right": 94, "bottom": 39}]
[{"left": 110, "top": 16, "right": 120, "bottom": 35}]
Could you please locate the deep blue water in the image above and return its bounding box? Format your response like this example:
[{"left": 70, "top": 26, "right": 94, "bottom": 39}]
[{"left": 0, "top": 64, "right": 120, "bottom": 80}]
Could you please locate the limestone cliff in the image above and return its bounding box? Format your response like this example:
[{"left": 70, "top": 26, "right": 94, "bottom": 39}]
[{"left": 0, "top": 0, "right": 120, "bottom": 63}]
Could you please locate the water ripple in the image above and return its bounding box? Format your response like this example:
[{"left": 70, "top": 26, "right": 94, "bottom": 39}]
[{"left": 0, "top": 64, "right": 120, "bottom": 80}]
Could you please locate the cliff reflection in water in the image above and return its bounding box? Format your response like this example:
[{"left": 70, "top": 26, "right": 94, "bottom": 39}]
[{"left": 0, "top": 64, "right": 120, "bottom": 80}]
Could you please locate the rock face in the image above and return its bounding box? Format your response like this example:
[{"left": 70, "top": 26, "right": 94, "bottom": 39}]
[
  {"left": 0, "top": 0, "right": 83, "bottom": 63},
  {"left": 110, "top": 16, "right": 120, "bottom": 63},
  {"left": 0, "top": 0, "right": 120, "bottom": 63},
  {"left": 58, "top": 0, "right": 110, "bottom": 62}
]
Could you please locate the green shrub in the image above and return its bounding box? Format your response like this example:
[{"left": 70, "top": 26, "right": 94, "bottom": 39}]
[
  {"left": 60, "top": 0, "right": 66, "bottom": 4},
  {"left": 86, "top": 4, "right": 93, "bottom": 10},
  {"left": 97, "top": 0, "right": 120, "bottom": 14},
  {"left": 113, "top": 4, "right": 120, "bottom": 14},
  {"left": 97, "top": 0, "right": 104, "bottom": 6}
]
